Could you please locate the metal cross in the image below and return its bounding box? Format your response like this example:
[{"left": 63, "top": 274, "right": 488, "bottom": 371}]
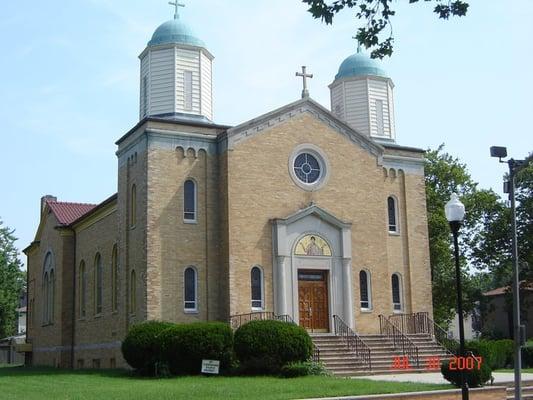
[
  {"left": 352, "top": 36, "right": 362, "bottom": 53},
  {"left": 169, "top": 1, "right": 185, "bottom": 19},
  {"left": 295, "top": 66, "right": 313, "bottom": 99}
]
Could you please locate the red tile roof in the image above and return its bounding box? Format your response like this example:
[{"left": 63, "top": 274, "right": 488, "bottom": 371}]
[
  {"left": 47, "top": 201, "right": 97, "bottom": 225},
  {"left": 483, "top": 282, "right": 533, "bottom": 296}
]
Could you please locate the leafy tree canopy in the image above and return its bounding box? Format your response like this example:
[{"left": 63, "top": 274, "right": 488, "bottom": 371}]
[
  {"left": 0, "top": 219, "right": 25, "bottom": 338},
  {"left": 302, "top": 0, "right": 469, "bottom": 58}
]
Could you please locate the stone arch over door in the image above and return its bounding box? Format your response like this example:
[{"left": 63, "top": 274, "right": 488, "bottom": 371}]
[{"left": 271, "top": 204, "right": 354, "bottom": 330}]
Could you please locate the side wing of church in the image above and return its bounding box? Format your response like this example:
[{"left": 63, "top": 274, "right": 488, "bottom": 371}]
[{"left": 23, "top": 7, "right": 432, "bottom": 369}]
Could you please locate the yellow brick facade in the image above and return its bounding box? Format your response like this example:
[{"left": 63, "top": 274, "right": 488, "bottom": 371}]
[{"left": 25, "top": 98, "right": 432, "bottom": 368}]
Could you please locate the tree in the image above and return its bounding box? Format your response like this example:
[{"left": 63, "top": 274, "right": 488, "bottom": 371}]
[
  {"left": 0, "top": 219, "right": 25, "bottom": 338},
  {"left": 302, "top": 0, "right": 469, "bottom": 58},
  {"left": 424, "top": 145, "right": 501, "bottom": 326}
]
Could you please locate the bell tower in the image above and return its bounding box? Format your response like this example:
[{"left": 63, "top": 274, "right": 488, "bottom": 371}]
[
  {"left": 329, "top": 46, "right": 395, "bottom": 142},
  {"left": 139, "top": 2, "right": 214, "bottom": 121}
]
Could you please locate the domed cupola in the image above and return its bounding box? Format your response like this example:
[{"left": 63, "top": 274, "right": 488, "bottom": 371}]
[
  {"left": 329, "top": 46, "right": 395, "bottom": 142},
  {"left": 139, "top": 3, "right": 214, "bottom": 121}
]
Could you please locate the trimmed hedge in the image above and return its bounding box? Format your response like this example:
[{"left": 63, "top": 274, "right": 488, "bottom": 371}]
[
  {"left": 121, "top": 321, "right": 174, "bottom": 375},
  {"left": 441, "top": 359, "right": 492, "bottom": 388},
  {"left": 160, "top": 322, "right": 234, "bottom": 375},
  {"left": 280, "top": 361, "right": 330, "bottom": 378},
  {"left": 465, "top": 339, "right": 513, "bottom": 370},
  {"left": 234, "top": 320, "right": 312, "bottom": 374}
]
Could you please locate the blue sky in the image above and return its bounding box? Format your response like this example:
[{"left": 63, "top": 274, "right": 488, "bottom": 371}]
[{"left": 1, "top": 0, "right": 531, "bottom": 264}]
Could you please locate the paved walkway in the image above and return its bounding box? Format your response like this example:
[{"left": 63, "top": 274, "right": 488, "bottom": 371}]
[{"left": 352, "top": 372, "right": 533, "bottom": 385}]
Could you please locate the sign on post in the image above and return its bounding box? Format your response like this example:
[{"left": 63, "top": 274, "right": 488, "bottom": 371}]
[{"left": 201, "top": 359, "right": 220, "bottom": 375}]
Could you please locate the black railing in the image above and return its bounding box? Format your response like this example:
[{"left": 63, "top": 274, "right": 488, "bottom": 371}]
[
  {"left": 388, "top": 312, "right": 458, "bottom": 355},
  {"left": 228, "top": 311, "right": 320, "bottom": 362},
  {"left": 379, "top": 314, "right": 420, "bottom": 368},
  {"left": 333, "top": 315, "right": 372, "bottom": 371}
]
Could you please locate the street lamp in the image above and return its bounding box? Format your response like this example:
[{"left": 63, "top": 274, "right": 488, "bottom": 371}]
[
  {"left": 490, "top": 146, "right": 526, "bottom": 400},
  {"left": 445, "top": 193, "right": 468, "bottom": 400}
]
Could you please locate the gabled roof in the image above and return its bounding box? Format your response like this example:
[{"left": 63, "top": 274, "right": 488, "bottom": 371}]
[
  {"left": 46, "top": 201, "right": 97, "bottom": 225},
  {"left": 483, "top": 281, "right": 533, "bottom": 297},
  {"left": 223, "top": 97, "right": 384, "bottom": 157},
  {"left": 272, "top": 203, "right": 351, "bottom": 229}
]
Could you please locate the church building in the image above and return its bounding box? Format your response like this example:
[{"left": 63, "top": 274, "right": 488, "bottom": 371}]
[{"left": 23, "top": 4, "right": 433, "bottom": 369}]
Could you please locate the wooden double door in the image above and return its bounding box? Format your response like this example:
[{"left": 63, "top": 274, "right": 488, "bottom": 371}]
[{"left": 298, "top": 270, "right": 329, "bottom": 332}]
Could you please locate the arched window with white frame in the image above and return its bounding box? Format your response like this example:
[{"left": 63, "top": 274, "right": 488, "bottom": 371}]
[
  {"left": 184, "top": 267, "right": 197, "bottom": 312},
  {"left": 387, "top": 196, "right": 398, "bottom": 233},
  {"left": 251, "top": 266, "right": 264, "bottom": 310},
  {"left": 184, "top": 179, "right": 196, "bottom": 222},
  {"left": 391, "top": 273, "right": 403, "bottom": 312},
  {"left": 359, "top": 270, "right": 372, "bottom": 310}
]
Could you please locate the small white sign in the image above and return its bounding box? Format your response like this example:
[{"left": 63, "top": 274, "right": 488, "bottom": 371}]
[{"left": 201, "top": 359, "right": 220, "bottom": 374}]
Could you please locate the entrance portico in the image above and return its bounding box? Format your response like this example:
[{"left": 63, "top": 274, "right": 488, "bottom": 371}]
[{"left": 271, "top": 204, "right": 354, "bottom": 331}]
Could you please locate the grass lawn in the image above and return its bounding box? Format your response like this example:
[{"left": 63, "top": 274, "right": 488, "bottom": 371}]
[{"left": 0, "top": 366, "right": 451, "bottom": 400}]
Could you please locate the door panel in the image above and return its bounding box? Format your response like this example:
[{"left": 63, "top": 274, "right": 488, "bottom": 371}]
[{"left": 298, "top": 270, "right": 329, "bottom": 332}]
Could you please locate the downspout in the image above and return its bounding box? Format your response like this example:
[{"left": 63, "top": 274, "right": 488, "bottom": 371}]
[{"left": 204, "top": 152, "right": 209, "bottom": 320}]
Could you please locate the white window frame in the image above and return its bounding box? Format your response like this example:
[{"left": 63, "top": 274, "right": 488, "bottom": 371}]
[
  {"left": 391, "top": 273, "right": 403, "bottom": 313},
  {"left": 184, "top": 266, "right": 198, "bottom": 313},
  {"left": 183, "top": 179, "right": 197, "bottom": 223},
  {"left": 250, "top": 266, "right": 264, "bottom": 311},
  {"left": 359, "top": 269, "right": 372, "bottom": 311},
  {"left": 387, "top": 195, "right": 399, "bottom": 234}
]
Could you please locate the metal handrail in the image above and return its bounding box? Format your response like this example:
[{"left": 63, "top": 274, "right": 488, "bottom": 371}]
[
  {"left": 228, "top": 311, "right": 320, "bottom": 362},
  {"left": 333, "top": 315, "right": 372, "bottom": 371},
  {"left": 379, "top": 314, "right": 420, "bottom": 367},
  {"left": 388, "top": 312, "right": 458, "bottom": 355}
]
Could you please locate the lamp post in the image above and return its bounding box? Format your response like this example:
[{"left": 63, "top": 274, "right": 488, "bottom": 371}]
[
  {"left": 445, "top": 193, "right": 468, "bottom": 400},
  {"left": 490, "top": 146, "right": 526, "bottom": 400}
]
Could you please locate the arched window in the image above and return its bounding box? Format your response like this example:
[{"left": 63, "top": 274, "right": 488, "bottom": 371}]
[
  {"left": 391, "top": 273, "right": 403, "bottom": 312},
  {"left": 251, "top": 266, "right": 264, "bottom": 310},
  {"left": 130, "top": 270, "right": 136, "bottom": 314},
  {"left": 94, "top": 253, "right": 103, "bottom": 315},
  {"left": 184, "top": 179, "right": 196, "bottom": 221},
  {"left": 111, "top": 245, "right": 118, "bottom": 312},
  {"left": 130, "top": 184, "right": 137, "bottom": 227},
  {"left": 79, "top": 261, "right": 87, "bottom": 318},
  {"left": 184, "top": 267, "right": 197, "bottom": 311},
  {"left": 359, "top": 270, "right": 371, "bottom": 310},
  {"left": 42, "top": 252, "right": 54, "bottom": 324},
  {"left": 387, "top": 196, "right": 398, "bottom": 232}
]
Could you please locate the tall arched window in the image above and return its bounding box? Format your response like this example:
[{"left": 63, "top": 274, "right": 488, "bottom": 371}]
[
  {"left": 387, "top": 196, "right": 398, "bottom": 232},
  {"left": 184, "top": 267, "right": 197, "bottom": 311},
  {"left": 94, "top": 253, "right": 103, "bottom": 315},
  {"left": 111, "top": 245, "right": 118, "bottom": 312},
  {"left": 391, "top": 273, "right": 403, "bottom": 312},
  {"left": 359, "top": 270, "right": 371, "bottom": 310},
  {"left": 130, "top": 270, "right": 136, "bottom": 314},
  {"left": 251, "top": 266, "right": 264, "bottom": 310},
  {"left": 130, "top": 184, "right": 137, "bottom": 227},
  {"left": 184, "top": 180, "right": 196, "bottom": 221},
  {"left": 79, "top": 261, "right": 87, "bottom": 318},
  {"left": 42, "top": 252, "right": 54, "bottom": 324}
]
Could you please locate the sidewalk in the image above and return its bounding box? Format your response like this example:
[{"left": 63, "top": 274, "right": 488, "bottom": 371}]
[{"left": 352, "top": 371, "right": 533, "bottom": 385}]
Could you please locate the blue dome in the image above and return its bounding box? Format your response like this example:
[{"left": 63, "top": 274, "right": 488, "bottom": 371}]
[
  {"left": 148, "top": 18, "right": 205, "bottom": 47},
  {"left": 335, "top": 52, "right": 388, "bottom": 80}
]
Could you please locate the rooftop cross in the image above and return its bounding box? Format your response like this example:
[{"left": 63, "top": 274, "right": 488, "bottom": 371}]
[
  {"left": 295, "top": 66, "right": 313, "bottom": 99},
  {"left": 169, "top": 1, "right": 185, "bottom": 19},
  {"left": 352, "top": 36, "right": 362, "bottom": 53}
]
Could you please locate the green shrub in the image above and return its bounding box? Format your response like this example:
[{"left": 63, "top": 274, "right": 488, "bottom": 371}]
[
  {"left": 465, "top": 339, "right": 513, "bottom": 369},
  {"left": 441, "top": 359, "right": 492, "bottom": 388},
  {"left": 234, "top": 320, "right": 312, "bottom": 374},
  {"left": 522, "top": 345, "right": 533, "bottom": 368},
  {"left": 280, "top": 361, "right": 330, "bottom": 378},
  {"left": 121, "top": 321, "right": 174, "bottom": 375},
  {"left": 160, "top": 322, "right": 234, "bottom": 375}
]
